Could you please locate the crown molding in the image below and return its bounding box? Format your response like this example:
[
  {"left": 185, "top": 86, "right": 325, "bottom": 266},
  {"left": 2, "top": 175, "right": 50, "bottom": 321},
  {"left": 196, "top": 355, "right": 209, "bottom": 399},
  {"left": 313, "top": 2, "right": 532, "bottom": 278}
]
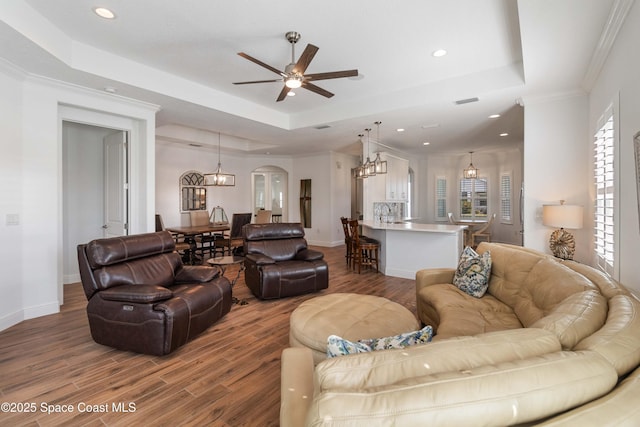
[
  {"left": 0, "top": 57, "right": 27, "bottom": 81},
  {"left": 521, "top": 89, "right": 587, "bottom": 106},
  {"left": 582, "top": 0, "right": 635, "bottom": 90},
  {"left": 25, "top": 73, "right": 160, "bottom": 112}
]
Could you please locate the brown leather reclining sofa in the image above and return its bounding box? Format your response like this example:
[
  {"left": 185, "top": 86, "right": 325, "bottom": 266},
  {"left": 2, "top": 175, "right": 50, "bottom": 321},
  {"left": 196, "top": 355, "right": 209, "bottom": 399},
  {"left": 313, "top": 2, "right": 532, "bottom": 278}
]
[
  {"left": 77, "top": 231, "right": 232, "bottom": 356},
  {"left": 243, "top": 223, "right": 328, "bottom": 299}
]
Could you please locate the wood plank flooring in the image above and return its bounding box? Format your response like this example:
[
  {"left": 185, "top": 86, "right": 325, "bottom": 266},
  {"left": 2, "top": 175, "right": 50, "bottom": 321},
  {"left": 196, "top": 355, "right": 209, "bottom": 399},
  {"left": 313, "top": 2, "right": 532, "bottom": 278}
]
[{"left": 0, "top": 245, "right": 417, "bottom": 426}]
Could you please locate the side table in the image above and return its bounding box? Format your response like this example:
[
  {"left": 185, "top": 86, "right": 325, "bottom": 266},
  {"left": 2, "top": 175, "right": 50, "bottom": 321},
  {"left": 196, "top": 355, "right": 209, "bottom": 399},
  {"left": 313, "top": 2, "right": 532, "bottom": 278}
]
[{"left": 207, "top": 255, "right": 247, "bottom": 305}]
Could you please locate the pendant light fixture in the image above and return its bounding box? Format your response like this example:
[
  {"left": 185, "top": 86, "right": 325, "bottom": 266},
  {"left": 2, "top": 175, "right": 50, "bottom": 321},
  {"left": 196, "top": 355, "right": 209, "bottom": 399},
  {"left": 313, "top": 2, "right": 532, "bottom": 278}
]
[
  {"left": 364, "top": 128, "right": 376, "bottom": 177},
  {"left": 373, "top": 121, "right": 387, "bottom": 174},
  {"left": 463, "top": 151, "right": 478, "bottom": 179},
  {"left": 204, "top": 132, "right": 235, "bottom": 186},
  {"left": 355, "top": 133, "right": 368, "bottom": 179}
]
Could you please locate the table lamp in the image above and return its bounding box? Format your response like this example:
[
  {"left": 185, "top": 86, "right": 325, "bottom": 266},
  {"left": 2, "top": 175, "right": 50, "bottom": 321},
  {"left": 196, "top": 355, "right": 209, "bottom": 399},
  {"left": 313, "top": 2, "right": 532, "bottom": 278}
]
[
  {"left": 210, "top": 206, "right": 229, "bottom": 225},
  {"left": 542, "top": 200, "right": 583, "bottom": 260}
]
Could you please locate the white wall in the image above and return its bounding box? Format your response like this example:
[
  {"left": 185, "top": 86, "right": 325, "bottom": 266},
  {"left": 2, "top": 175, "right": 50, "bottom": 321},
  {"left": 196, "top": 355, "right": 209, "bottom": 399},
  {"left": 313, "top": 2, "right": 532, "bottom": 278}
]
[
  {"left": 588, "top": 0, "right": 640, "bottom": 292},
  {"left": 415, "top": 148, "right": 524, "bottom": 246},
  {"left": 155, "top": 139, "right": 295, "bottom": 226},
  {"left": 0, "top": 64, "right": 25, "bottom": 330},
  {"left": 331, "top": 151, "right": 360, "bottom": 242},
  {"left": 155, "top": 140, "right": 357, "bottom": 248},
  {"left": 155, "top": 140, "right": 255, "bottom": 228},
  {"left": 0, "top": 71, "right": 158, "bottom": 332},
  {"left": 293, "top": 151, "right": 356, "bottom": 247},
  {"left": 522, "top": 93, "right": 590, "bottom": 261}
]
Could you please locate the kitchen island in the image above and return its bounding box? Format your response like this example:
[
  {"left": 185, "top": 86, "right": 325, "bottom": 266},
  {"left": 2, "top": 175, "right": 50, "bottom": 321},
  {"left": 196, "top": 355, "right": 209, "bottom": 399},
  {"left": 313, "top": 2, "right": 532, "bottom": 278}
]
[{"left": 360, "top": 220, "right": 467, "bottom": 279}]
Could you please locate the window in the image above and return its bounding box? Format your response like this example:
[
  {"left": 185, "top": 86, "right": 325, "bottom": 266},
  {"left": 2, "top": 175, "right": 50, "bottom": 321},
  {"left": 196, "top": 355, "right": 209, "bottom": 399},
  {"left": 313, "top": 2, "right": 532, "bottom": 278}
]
[
  {"left": 180, "top": 171, "right": 207, "bottom": 212},
  {"left": 460, "top": 177, "right": 487, "bottom": 219},
  {"left": 435, "top": 176, "right": 447, "bottom": 221},
  {"left": 594, "top": 107, "right": 615, "bottom": 276},
  {"left": 500, "top": 172, "right": 512, "bottom": 224}
]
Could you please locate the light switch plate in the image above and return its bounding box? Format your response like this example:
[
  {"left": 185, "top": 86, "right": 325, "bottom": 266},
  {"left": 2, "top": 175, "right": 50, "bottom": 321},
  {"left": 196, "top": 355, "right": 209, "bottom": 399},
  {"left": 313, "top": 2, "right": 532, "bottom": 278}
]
[{"left": 6, "top": 214, "right": 20, "bottom": 226}]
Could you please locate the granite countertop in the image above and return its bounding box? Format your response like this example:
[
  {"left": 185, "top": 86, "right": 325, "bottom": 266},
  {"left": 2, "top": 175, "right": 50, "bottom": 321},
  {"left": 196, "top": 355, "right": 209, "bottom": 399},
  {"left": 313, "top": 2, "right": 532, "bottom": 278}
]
[{"left": 360, "top": 220, "right": 467, "bottom": 234}]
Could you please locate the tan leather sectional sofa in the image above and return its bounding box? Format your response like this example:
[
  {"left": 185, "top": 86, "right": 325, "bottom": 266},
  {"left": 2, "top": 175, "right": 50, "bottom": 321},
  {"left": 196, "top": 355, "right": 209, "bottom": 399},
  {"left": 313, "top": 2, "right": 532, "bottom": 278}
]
[{"left": 280, "top": 243, "right": 640, "bottom": 426}]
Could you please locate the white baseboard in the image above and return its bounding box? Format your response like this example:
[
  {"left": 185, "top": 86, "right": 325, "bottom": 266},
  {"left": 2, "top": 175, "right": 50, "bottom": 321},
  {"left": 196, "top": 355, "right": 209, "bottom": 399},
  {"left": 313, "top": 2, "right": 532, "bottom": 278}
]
[
  {"left": 64, "top": 273, "right": 81, "bottom": 284},
  {"left": 23, "top": 301, "right": 60, "bottom": 321},
  {"left": 0, "top": 301, "right": 60, "bottom": 332},
  {"left": 382, "top": 267, "right": 415, "bottom": 280},
  {"left": 307, "top": 239, "right": 343, "bottom": 247},
  {"left": 0, "top": 309, "right": 24, "bottom": 332}
]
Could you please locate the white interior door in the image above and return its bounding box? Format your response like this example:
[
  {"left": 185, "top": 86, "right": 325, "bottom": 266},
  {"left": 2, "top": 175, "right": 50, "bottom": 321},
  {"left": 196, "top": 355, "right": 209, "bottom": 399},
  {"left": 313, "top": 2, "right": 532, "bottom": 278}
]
[{"left": 103, "top": 131, "right": 128, "bottom": 237}]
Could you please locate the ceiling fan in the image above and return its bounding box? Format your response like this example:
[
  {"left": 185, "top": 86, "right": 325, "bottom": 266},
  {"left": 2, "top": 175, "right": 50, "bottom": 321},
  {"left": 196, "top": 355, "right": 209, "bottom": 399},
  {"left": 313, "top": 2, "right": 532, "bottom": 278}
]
[{"left": 233, "top": 31, "right": 359, "bottom": 102}]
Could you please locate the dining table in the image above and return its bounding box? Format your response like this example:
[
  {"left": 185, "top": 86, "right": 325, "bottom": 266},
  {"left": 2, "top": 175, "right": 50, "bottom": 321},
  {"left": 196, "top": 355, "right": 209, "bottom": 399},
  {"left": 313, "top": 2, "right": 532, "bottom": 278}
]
[
  {"left": 452, "top": 219, "right": 487, "bottom": 246},
  {"left": 165, "top": 223, "right": 230, "bottom": 264}
]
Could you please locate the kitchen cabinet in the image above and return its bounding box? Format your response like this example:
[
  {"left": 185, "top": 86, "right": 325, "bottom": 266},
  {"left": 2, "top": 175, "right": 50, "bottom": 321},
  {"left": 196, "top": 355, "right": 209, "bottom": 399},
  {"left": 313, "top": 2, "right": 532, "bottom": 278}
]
[
  {"left": 363, "top": 153, "right": 409, "bottom": 220},
  {"left": 365, "top": 153, "right": 408, "bottom": 203},
  {"left": 385, "top": 154, "right": 409, "bottom": 201}
]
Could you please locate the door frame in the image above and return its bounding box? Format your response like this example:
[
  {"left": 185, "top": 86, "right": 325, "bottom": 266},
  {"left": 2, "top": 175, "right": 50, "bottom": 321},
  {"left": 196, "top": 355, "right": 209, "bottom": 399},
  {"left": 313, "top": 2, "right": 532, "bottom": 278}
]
[
  {"left": 58, "top": 106, "right": 140, "bottom": 303},
  {"left": 251, "top": 166, "right": 288, "bottom": 222}
]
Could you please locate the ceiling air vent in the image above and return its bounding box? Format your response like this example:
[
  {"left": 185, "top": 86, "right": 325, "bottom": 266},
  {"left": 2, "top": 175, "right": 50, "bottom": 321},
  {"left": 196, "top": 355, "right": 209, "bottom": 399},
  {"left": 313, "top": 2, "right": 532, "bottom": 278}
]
[
  {"left": 314, "top": 125, "right": 331, "bottom": 130},
  {"left": 454, "top": 97, "right": 479, "bottom": 105}
]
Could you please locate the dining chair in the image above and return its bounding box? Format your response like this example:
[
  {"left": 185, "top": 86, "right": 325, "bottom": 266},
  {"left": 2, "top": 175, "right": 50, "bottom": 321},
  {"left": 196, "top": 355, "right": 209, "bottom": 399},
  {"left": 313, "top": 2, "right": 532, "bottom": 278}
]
[
  {"left": 471, "top": 213, "right": 497, "bottom": 248},
  {"left": 448, "top": 212, "right": 473, "bottom": 247},
  {"left": 447, "top": 212, "right": 457, "bottom": 225},
  {"left": 216, "top": 212, "right": 252, "bottom": 256},
  {"left": 190, "top": 210, "right": 216, "bottom": 259},
  {"left": 155, "top": 214, "right": 192, "bottom": 261},
  {"left": 255, "top": 209, "right": 272, "bottom": 224}
]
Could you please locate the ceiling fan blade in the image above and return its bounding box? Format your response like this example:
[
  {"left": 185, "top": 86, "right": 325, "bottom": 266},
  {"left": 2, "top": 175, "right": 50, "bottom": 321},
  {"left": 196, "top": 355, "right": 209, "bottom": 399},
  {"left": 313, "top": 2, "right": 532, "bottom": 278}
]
[
  {"left": 305, "top": 69, "right": 359, "bottom": 81},
  {"left": 276, "top": 85, "right": 292, "bottom": 102},
  {"left": 302, "top": 82, "right": 334, "bottom": 98},
  {"left": 238, "top": 52, "right": 286, "bottom": 77},
  {"left": 233, "top": 79, "right": 282, "bottom": 85},
  {"left": 293, "top": 44, "right": 319, "bottom": 75}
]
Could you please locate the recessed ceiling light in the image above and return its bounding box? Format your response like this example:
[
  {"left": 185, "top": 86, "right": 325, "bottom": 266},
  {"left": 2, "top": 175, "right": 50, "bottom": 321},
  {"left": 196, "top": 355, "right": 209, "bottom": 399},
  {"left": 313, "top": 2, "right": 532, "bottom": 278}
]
[
  {"left": 103, "top": 86, "right": 117, "bottom": 93},
  {"left": 396, "top": 128, "right": 405, "bottom": 132},
  {"left": 500, "top": 133, "right": 509, "bottom": 137},
  {"left": 423, "top": 142, "right": 430, "bottom": 146},
  {"left": 432, "top": 49, "right": 447, "bottom": 57},
  {"left": 489, "top": 114, "right": 500, "bottom": 119},
  {"left": 287, "top": 91, "right": 296, "bottom": 97},
  {"left": 94, "top": 7, "right": 116, "bottom": 19}
]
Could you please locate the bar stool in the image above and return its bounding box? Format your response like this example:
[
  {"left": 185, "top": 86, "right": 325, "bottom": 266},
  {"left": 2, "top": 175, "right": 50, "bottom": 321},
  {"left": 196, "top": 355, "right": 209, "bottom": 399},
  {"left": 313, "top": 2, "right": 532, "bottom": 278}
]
[
  {"left": 348, "top": 219, "right": 379, "bottom": 274},
  {"left": 340, "top": 217, "right": 353, "bottom": 266}
]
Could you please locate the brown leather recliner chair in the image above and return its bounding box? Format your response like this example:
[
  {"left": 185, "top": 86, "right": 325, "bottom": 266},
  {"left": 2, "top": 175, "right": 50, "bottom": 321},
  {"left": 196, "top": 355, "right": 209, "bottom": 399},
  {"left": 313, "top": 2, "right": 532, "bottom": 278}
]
[
  {"left": 77, "top": 231, "right": 232, "bottom": 356},
  {"left": 243, "top": 223, "right": 328, "bottom": 299}
]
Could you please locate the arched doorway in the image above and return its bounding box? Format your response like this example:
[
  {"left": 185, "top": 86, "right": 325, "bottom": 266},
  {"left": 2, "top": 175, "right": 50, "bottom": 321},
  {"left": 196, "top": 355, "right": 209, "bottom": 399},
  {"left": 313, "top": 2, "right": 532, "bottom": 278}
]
[{"left": 251, "top": 166, "right": 288, "bottom": 222}]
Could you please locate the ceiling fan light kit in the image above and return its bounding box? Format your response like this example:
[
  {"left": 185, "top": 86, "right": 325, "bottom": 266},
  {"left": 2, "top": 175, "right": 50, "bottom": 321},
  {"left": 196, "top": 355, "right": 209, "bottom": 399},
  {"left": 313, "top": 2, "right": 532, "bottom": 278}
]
[
  {"left": 285, "top": 75, "right": 303, "bottom": 88},
  {"left": 234, "top": 31, "right": 358, "bottom": 101}
]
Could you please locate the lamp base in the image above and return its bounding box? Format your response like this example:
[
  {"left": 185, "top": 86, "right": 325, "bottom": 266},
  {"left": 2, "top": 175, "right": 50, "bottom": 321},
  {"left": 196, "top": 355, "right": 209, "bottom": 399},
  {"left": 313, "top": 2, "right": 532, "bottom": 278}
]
[{"left": 549, "top": 228, "right": 576, "bottom": 260}]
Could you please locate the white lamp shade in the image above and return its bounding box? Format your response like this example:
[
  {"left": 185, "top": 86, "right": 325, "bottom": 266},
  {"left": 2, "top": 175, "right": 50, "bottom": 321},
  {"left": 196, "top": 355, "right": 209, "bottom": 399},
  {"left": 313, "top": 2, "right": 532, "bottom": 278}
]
[{"left": 542, "top": 204, "right": 583, "bottom": 229}]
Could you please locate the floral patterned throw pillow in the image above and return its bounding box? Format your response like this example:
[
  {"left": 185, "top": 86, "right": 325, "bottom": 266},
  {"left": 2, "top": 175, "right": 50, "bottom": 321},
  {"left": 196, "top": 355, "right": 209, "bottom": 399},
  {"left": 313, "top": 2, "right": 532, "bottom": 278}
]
[
  {"left": 453, "top": 246, "right": 492, "bottom": 298},
  {"left": 326, "top": 325, "right": 433, "bottom": 358}
]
